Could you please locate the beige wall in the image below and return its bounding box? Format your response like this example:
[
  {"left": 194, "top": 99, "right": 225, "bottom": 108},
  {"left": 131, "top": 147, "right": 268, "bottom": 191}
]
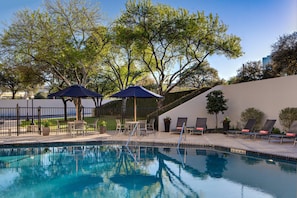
[{"left": 159, "top": 75, "right": 297, "bottom": 131}]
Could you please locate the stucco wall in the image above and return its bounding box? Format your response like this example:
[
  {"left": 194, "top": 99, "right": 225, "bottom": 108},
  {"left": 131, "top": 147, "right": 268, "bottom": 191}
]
[{"left": 159, "top": 75, "right": 297, "bottom": 132}]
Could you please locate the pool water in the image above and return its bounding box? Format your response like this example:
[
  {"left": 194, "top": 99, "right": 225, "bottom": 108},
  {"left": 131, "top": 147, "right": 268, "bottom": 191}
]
[{"left": 0, "top": 144, "right": 296, "bottom": 198}]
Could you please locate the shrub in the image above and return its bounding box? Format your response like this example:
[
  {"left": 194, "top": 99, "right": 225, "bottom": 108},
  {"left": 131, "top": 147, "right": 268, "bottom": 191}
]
[
  {"left": 279, "top": 107, "right": 297, "bottom": 131},
  {"left": 240, "top": 107, "right": 264, "bottom": 130}
]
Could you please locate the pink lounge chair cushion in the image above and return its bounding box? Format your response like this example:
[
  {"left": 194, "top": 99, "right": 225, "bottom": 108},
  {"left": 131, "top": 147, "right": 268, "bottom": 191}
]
[
  {"left": 176, "top": 127, "right": 182, "bottom": 130},
  {"left": 196, "top": 127, "right": 204, "bottom": 131},
  {"left": 241, "top": 129, "right": 250, "bottom": 132},
  {"left": 286, "top": 132, "right": 296, "bottom": 137},
  {"left": 259, "top": 130, "right": 268, "bottom": 134}
]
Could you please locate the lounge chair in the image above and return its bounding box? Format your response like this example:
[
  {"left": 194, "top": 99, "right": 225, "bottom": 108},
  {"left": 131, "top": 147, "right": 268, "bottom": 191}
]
[
  {"left": 269, "top": 120, "right": 297, "bottom": 143},
  {"left": 247, "top": 119, "right": 276, "bottom": 139},
  {"left": 170, "top": 117, "right": 187, "bottom": 134},
  {"left": 188, "top": 117, "right": 207, "bottom": 135},
  {"left": 227, "top": 118, "right": 256, "bottom": 136}
]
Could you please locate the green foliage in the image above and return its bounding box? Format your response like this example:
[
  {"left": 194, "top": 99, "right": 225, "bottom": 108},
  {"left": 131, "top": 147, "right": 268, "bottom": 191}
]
[
  {"left": 279, "top": 107, "right": 297, "bottom": 131},
  {"left": 271, "top": 32, "right": 297, "bottom": 76},
  {"left": 43, "top": 120, "right": 50, "bottom": 127},
  {"left": 206, "top": 90, "right": 228, "bottom": 115},
  {"left": 99, "top": 121, "right": 107, "bottom": 127},
  {"left": 206, "top": 90, "right": 228, "bottom": 128},
  {"left": 240, "top": 107, "right": 264, "bottom": 130},
  {"left": 235, "top": 61, "right": 263, "bottom": 83},
  {"left": 272, "top": 127, "right": 281, "bottom": 134},
  {"left": 115, "top": 0, "right": 242, "bottom": 100}
]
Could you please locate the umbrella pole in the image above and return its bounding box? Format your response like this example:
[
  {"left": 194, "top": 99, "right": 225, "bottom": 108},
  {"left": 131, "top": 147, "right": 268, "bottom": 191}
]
[{"left": 134, "top": 97, "right": 137, "bottom": 121}]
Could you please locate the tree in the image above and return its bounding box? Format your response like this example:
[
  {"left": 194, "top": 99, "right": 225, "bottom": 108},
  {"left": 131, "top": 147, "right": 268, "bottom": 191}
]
[
  {"left": 180, "top": 62, "right": 221, "bottom": 88},
  {"left": 206, "top": 90, "right": 228, "bottom": 129},
  {"left": 271, "top": 32, "right": 297, "bottom": 76},
  {"left": 115, "top": 0, "right": 242, "bottom": 107},
  {"left": 0, "top": 58, "right": 44, "bottom": 99},
  {"left": 279, "top": 107, "right": 297, "bottom": 131},
  {"left": 235, "top": 61, "right": 263, "bottom": 83},
  {"left": 0, "top": 0, "right": 109, "bottom": 120}
]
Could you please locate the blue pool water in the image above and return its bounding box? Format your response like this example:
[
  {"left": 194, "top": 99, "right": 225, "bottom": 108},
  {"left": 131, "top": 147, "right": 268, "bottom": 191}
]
[{"left": 0, "top": 144, "right": 296, "bottom": 198}]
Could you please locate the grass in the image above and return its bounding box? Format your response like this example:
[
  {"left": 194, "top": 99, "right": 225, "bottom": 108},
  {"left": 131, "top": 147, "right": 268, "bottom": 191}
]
[{"left": 20, "top": 115, "right": 149, "bottom": 131}]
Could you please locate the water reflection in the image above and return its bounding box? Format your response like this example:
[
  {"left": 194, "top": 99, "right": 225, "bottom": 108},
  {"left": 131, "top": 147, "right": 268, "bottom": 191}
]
[{"left": 0, "top": 145, "right": 296, "bottom": 198}]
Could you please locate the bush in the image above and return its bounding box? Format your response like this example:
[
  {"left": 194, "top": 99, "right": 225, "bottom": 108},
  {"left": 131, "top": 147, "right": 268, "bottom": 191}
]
[
  {"left": 279, "top": 107, "right": 297, "bottom": 131},
  {"left": 240, "top": 107, "right": 264, "bottom": 130}
]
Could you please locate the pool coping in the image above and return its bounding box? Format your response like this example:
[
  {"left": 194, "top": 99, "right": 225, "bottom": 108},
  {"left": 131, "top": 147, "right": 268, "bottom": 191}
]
[{"left": 1, "top": 139, "right": 296, "bottom": 164}]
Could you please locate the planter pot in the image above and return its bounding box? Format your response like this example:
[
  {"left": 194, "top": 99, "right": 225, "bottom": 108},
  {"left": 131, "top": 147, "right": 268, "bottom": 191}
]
[
  {"left": 43, "top": 127, "right": 50, "bottom": 136},
  {"left": 223, "top": 121, "right": 230, "bottom": 131},
  {"left": 164, "top": 120, "right": 171, "bottom": 132},
  {"left": 100, "top": 126, "right": 106, "bottom": 134}
]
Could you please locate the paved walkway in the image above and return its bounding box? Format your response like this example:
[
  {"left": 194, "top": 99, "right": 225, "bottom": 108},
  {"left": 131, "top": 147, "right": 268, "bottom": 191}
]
[{"left": 1, "top": 131, "right": 297, "bottom": 161}]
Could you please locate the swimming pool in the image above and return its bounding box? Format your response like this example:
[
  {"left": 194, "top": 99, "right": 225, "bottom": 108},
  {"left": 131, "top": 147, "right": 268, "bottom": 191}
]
[{"left": 0, "top": 144, "right": 296, "bottom": 198}]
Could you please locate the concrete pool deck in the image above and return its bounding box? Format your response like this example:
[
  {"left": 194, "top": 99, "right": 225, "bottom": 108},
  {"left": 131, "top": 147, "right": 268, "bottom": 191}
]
[{"left": 1, "top": 131, "right": 297, "bottom": 161}]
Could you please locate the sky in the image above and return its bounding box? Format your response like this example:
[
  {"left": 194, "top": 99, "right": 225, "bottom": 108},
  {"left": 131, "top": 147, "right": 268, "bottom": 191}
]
[{"left": 0, "top": 0, "right": 296, "bottom": 80}]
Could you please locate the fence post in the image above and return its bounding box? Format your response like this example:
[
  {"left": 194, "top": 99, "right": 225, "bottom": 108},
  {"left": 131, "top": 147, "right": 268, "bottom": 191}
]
[
  {"left": 16, "top": 104, "right": 20, "bottom": 136},
  {"left": 38, "top": 107, "right": 41, "bottom": 135}
]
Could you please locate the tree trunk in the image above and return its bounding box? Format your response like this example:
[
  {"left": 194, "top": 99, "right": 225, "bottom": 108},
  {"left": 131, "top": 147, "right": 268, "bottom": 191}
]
[
  {"left": 62, "top": 98, "right": 68, "bottom": 121},
  {"left": 74, "top": 98, "right": 82, "bottom": 120}
]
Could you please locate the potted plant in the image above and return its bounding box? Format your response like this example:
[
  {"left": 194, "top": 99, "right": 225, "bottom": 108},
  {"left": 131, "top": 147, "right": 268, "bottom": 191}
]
[
  {"left": 163, "top": 116, "right": 171, "bottom": 132},
  {"left": 223, "top": 116, "right": 231, "bottom": 131},
  {"left": 43, "top": 120, "right": 50, "bottom": 136},
  {"left": 99, "top": 121, "right": 107, "bottom": 134}
]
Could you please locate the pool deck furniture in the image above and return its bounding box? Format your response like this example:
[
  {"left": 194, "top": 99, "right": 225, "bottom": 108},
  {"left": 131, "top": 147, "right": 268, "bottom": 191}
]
[
  {"left": 68, "top": 120, "right": 87, "bottom": 137},
  {"left": 147, "top": 118, "right": 155, "bottom": 132},
  {"left": 227, "top": 118, "right": 256, "bottom": 136},
  {"left": 246, "top": 119, "right": 276, "bottom": 139},
  {"left": 86, "top": 119, "right": 99, "bottom": 132},
  {"left": 115, "top": 119, "right": 125, "bottom": 135},
  {"left": 170, "top": 117, "right": 187, "bottom": 134},
  {"left": 269, "top": 120, "right": 297, "bottom": 143},
  {"left": 187, "top": 117, "right": 207, "bottom": 135}
]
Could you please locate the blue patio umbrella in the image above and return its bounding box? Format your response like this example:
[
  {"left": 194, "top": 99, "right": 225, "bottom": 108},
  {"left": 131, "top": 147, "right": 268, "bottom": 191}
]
[
  {"left": 111, "top": 86, "right": 162, "bottom": 121},
  {"left": 48, "top": 85, "right": 103, "bottom": 120},
  {"left": 48, "top": 85, "right": 103, "bottom": 98}
]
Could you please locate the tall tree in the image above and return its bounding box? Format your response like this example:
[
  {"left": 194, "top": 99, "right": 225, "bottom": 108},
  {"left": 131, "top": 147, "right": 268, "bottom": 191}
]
[
  {"left": 271, "top": 31, "right": 297, "bottom": 76},
  {"left": 115, "top": 0, "right": 242, "bottom": 106},
  {"left": 0, "top": 0, "right": 109, "bottom": 120}
]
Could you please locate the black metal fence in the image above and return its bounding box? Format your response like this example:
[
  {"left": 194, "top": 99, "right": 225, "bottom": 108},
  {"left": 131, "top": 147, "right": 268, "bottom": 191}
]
[{"left": 0, "top": 106, "right": 95, "bottom": 136}]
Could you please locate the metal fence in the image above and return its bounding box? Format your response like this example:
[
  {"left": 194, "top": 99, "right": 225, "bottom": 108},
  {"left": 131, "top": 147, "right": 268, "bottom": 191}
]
[{"left": 0, "top": 105, "right": 95, "bottom": 136}]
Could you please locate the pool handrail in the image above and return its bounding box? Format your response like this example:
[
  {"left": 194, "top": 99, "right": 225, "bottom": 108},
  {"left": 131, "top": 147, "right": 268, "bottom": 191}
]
[
  {"left": 125, "top": 122, "right": 139, "bottom": 147},
  {"left": 177, "top": 122, "right": 186, "bottom": 149}
]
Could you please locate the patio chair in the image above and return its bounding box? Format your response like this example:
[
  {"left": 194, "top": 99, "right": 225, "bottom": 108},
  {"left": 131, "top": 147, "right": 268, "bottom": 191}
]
[
  {"left": 147, "top": 118, "right": 155, "bottom": 132},
  {"left": 72, "top": 120, "right": 87, "bottom": 137},
  {"left": 227, "top": 118, "right": 256, "bottom": 136},
  {"left": 86, "top": 118, "right": 99, "bottom": 132},
  {"left": 170, "top": 117, "right": 187, "bottom": 134},
  {"left": 138, "top": 120, "right": 147, "bottom": 136},
  {"left": 269, "top": 120, "right": 297, "bottom": 144},
  {"left": 189, "top": 117, "right": 207, "bottom": 135},
  {"left": 56, "top": 120, "right": 68, "bottom": 134},
  {"left": 247, "top": 119, "right": 276, "bottom": 139},
  {"left": 115, "top": 119, "right": 125, "bottom": 135}
]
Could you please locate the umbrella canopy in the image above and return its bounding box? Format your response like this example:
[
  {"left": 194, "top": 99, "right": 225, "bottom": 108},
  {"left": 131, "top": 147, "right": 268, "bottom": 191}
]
[
  {"left": 111, "top": 86, "right": 162, "bottom": 121},
  {"left": 48, "top": 85, "right": 103, "bottom": 98},
  {"left": 48, "top": 85, "right": 103, "bottom": 120}
]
